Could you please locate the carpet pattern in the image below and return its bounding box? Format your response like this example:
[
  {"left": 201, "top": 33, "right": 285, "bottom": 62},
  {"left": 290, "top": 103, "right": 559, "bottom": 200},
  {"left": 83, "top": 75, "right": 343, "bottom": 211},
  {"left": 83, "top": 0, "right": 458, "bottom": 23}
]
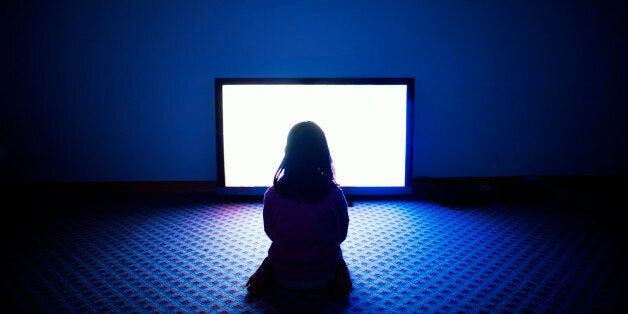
[{"left": 5, "top": 195, "right": 626, "bottom": 313}]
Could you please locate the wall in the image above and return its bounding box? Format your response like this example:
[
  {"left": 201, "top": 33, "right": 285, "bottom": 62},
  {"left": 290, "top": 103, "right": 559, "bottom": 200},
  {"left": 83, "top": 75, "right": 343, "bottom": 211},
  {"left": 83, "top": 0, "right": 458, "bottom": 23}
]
[{"left": 1, "top": 0, "right": 626, "bottom": 182}]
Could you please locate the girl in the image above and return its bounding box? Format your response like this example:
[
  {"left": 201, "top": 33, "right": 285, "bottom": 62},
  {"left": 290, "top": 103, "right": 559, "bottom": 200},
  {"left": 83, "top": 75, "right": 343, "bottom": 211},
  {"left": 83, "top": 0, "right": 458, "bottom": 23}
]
[{"left": 246, "top": 121, "right": 353, "bottom": 300}]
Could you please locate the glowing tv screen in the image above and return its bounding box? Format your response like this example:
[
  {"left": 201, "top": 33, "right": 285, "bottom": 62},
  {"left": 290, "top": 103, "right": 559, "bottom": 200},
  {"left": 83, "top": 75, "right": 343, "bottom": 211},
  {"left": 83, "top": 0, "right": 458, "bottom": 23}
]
[{"left": 215, "top": 78, "right": 414, "bottom": 196}]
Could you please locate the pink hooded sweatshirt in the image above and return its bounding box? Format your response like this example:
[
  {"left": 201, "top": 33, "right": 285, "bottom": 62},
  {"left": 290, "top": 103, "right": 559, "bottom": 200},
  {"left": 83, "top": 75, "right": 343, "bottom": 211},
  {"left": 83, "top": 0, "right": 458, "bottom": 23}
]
[{"left": 263, "top": 185, "right": 349, "bottom": 285}]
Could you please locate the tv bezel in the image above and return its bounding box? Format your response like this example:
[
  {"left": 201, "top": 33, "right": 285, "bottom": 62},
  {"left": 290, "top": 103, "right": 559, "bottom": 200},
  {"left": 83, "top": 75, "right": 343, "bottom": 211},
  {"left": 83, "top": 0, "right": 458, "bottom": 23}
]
[{"left": 215, "top": 77, "right": 415, "bottom": 197}]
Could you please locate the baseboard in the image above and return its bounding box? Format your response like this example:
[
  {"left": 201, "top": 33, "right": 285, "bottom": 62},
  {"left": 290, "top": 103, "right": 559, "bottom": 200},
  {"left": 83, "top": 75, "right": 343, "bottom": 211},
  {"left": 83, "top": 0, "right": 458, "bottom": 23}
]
[
  {"left": 3, "top": 180, "right": 217, "bottom": 196},
  {"left": 413, "top": 175, "right": 627, "bottom": 208}
]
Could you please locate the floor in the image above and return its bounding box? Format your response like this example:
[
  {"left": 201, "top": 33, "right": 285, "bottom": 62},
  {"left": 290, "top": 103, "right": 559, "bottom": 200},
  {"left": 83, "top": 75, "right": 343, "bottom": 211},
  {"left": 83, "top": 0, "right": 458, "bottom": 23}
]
[{"left": 4, "top": 190, "right": 626, "bottom": 313}]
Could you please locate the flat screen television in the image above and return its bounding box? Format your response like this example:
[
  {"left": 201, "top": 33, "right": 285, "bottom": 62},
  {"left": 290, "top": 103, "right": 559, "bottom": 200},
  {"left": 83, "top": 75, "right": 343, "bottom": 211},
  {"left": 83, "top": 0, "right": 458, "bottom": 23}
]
[{"left": 215, "top": 77, "right": 414, "bottom": 196}]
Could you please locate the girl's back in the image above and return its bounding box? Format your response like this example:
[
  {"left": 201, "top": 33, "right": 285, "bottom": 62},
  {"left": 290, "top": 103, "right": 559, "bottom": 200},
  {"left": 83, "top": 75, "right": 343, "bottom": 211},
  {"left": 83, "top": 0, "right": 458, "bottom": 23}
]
[{"left": 263, "top": 185, "right": 348, "bottom": 284}]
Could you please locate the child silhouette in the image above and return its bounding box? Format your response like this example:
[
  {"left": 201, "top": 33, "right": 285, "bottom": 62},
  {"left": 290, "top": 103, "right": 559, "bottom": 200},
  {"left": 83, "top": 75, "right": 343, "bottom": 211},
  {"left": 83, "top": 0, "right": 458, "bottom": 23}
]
[{"left": 246, "top": 121, "right": 353, "bottom": 300}]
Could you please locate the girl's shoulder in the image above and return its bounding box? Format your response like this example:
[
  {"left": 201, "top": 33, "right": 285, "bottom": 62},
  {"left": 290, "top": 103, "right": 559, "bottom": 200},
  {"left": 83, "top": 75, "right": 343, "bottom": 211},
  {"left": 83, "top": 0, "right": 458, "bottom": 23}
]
[
  {"left": 265, "top": 185, "right": 275, "bottom": 194},
  {"left": 327, "top": 185, "right": 347, "bottom": 201},
  {"left": 265, "top": 184, "right": 346, "bottom": 204},
  {"left": 330, "top": 185, "right": 344, "bottom": 195},
  {"left": 264, "top": 186, "right": 278, "bottom": 199},
  {"left": 264, "top": 185, "right": 295, "bottom": 203}
]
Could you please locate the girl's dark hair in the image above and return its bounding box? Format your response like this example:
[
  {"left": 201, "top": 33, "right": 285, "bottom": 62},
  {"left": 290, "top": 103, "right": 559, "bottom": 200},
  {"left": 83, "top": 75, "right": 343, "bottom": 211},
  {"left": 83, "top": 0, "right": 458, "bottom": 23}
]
[{"left": 273, "top": 121, "right": 337, "bottom": 202}]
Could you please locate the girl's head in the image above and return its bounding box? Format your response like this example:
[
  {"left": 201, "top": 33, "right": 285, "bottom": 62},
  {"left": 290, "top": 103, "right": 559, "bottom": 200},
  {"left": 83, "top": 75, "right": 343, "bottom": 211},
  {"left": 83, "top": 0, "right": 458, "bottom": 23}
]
[{"left": 274, "top": 121, "right": 337, "bottom": 202}]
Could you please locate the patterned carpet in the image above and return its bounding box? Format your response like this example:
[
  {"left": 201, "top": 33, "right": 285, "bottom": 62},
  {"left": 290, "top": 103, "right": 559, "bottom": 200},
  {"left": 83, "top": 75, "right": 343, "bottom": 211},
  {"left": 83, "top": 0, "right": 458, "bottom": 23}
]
[{"left": 4, "top": 192, "right": 626, "bottom": 313}]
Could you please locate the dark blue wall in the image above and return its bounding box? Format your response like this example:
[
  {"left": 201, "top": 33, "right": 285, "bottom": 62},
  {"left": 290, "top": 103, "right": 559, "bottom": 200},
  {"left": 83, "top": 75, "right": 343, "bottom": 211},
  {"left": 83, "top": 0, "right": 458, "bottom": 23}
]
[{"left": 1, "top": 0, "right": 626, "bottom": 182}]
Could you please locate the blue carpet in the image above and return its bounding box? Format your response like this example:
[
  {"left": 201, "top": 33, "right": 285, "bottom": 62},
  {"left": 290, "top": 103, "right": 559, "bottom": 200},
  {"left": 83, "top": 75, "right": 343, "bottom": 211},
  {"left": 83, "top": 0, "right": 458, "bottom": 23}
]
[{"left": 5, "top": 194, "right": 626, "bottom": 313}]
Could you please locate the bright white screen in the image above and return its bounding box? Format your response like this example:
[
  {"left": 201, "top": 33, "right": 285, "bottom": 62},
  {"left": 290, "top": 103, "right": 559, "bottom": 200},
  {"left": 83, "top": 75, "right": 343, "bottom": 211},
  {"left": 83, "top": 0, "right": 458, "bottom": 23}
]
[{"left": 220, "top": 84, "right": 408, "bottom": 187}]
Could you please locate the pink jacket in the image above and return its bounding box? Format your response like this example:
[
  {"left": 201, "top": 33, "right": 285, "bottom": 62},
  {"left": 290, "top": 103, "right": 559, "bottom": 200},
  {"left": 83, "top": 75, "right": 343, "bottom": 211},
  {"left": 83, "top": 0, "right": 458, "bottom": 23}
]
[{"left": 263, "top": 185, "right": 349, "bottom": 283}]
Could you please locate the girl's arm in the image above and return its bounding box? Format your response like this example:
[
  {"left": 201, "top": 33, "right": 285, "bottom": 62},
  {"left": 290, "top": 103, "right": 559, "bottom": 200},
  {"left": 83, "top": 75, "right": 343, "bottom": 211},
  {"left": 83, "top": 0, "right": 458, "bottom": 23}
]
[
  {"left": 263, "top": 188, "right": 275, "bottom": 241},
  {"left": 336, "top": 189, "right": 349, "bottom": 244}
]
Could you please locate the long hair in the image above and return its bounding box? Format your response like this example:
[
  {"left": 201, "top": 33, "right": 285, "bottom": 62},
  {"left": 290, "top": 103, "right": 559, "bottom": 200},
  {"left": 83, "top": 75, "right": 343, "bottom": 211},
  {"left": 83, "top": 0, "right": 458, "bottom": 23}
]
[{"left": 273, "top": 121, "right": 337, "bottom": 202}]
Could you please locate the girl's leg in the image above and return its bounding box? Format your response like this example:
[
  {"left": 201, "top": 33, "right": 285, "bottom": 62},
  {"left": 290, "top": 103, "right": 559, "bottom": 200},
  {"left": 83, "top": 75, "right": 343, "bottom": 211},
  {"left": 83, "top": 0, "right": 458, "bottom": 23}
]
[
  {"left": 246, "top": 257, "right": 273, "bottom": 296},
  {"left": 331, "top": 258, "right": 353, "bottom": 300}
]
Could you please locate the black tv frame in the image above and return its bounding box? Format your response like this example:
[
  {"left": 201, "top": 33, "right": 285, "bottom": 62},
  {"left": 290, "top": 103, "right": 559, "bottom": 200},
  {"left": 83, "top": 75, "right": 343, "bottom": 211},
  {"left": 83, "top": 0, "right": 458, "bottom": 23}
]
[{"left": 215, "top": 77, "right": 415, "bottom": 197}]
